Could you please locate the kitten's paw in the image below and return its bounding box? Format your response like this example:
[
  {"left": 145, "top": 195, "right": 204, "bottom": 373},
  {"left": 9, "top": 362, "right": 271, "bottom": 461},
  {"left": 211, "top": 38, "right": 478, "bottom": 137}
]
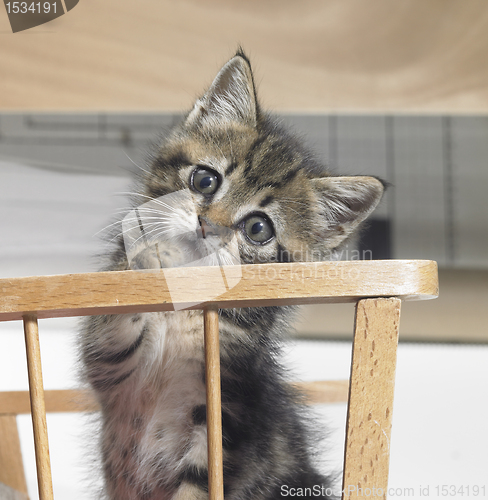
[
  {"left": 171, "top": 482, "right": 208, "bottom": 500},
  {"left": 129, "top": 244, "right": 163, "bottom": 270}
]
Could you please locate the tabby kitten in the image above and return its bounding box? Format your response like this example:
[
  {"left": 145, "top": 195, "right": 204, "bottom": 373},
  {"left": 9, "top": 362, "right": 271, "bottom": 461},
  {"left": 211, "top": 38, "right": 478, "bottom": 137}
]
[{"left": 80, "top": 51, "right": 384, "bottom": 500}]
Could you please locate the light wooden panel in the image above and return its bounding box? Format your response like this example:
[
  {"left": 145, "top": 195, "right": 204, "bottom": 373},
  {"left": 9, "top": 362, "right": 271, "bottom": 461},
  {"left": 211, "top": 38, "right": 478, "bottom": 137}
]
[
  {"left": 0, "top": 0, "right": 487, "bottom": 112},
  {"left": 0, "top": 260, "right": 438, "bottom": 321}
]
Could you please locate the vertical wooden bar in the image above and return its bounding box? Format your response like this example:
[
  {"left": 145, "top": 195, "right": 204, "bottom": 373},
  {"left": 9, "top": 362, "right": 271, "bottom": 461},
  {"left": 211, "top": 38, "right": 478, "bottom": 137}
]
[
  {"left": 0, "top": 414, "right": 28, "bottom": 495},
  {"left": 23, "top": 314, "right": 54, "bottom": 500},
  {"left": 342, "top": 298, "right": 401, "bottom": 500},
  {"left": 203, "top": 306, "right": 224, "bottom": 500}
]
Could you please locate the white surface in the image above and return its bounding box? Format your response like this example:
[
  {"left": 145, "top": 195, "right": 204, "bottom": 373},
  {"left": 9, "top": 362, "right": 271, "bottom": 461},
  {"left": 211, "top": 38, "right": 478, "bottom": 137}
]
[
  {"left": 0, "top": 160, "right": 129, "bottom": 277},
  {"left": 1, "top": 161, "right": 487, "bottom": 499}
]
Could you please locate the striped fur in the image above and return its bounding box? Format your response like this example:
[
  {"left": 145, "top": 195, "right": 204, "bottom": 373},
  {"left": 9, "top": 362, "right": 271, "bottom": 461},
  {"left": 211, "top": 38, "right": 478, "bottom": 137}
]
[{"left": 80, "top": 51, "right": 384, "bottom": 500}]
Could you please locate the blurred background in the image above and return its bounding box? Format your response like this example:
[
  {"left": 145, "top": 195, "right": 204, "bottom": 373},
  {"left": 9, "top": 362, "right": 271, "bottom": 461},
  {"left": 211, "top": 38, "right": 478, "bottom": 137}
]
[{"left": 0, "top": 1, "right": 487, "bottom": 499}]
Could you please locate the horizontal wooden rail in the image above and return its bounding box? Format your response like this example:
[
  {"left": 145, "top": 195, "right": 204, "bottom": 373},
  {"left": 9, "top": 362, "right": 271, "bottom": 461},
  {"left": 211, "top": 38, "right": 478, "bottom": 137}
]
[
  {"left": 0, "top": 381, "right": 349, "bottom": 415},
  {"left": 0, "top": 390, "right": 98, "bottom": 415},
  {"left": 0, "top": 260, "right": 438, "bottom": 321}
]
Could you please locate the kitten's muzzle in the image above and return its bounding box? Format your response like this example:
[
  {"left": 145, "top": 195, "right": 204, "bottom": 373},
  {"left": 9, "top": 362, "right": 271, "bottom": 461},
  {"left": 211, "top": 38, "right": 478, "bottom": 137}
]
[{"left": 197, "top": 216, "right": 233, "bottom": 242}]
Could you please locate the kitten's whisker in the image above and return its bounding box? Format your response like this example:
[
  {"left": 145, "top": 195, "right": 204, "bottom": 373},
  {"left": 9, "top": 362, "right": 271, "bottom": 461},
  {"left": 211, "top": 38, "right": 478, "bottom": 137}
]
[
  {"left": 99, "top": 215, "right": 170, "bottom": 243},
  {"left": 97, "top": 216, "right": 155, "bottom": 237},
  {"left": 124, "top": 152, "right": 152, "bottom": 177},
  {"left": 113, "top": 192, "right": 198, "bottom": 219},
  {"left": 128, "top": 224, "right": 177, "bottom": 248},
  {"left": 116, "top": 192, "right": 162, "bottom": 202},
  {"left": 138, "top": 200, "right": 190, "bottom": 216},
  {"left": 137, "top": 206, "right": 182, "bottom": 217}
]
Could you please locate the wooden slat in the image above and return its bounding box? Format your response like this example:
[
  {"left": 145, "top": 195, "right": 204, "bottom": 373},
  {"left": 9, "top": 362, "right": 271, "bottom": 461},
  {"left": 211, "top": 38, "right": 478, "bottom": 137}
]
[
  {"left": 0, "top": 260, "right": 438, "bottom": 322},
  {"left": 295, "top": 380, "right": 350, "bottom": 404},
  {"left": 0, "top": 381, "right": 349, "bottom": 416},
  {"left": 0, "top": 415, "right": 28, "bottom": 495},
  {"left": 342, "top": 298, "right": 401, "bottom": 500},
  {"left": 23, "top": 315, "right": 54, "bottom": 500},
  {"left": 204, "top": 307, "right": 224, "bottom": 500},
  {"left": 0, "top": 389, "right": 98, "bottom": 415}
]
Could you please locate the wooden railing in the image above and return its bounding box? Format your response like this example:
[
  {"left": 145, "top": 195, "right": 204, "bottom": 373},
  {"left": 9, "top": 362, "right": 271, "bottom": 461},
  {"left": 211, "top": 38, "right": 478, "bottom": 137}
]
[{"left": 0, "top": 260, "right": 438, "bottom": 500}]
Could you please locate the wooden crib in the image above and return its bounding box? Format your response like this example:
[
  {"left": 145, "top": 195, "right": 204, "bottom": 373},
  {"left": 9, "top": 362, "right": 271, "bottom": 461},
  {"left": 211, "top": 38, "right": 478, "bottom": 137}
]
[{"left": 0, "top": 259, "right": 438, "bottom": 500}]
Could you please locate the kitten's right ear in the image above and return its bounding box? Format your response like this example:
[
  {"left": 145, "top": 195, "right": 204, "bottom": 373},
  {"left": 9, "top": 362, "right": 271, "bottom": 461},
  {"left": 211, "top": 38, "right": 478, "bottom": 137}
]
[
  {"left": 310, "top": 175, "right": 384, "bottom": 249},
  {"left": 185, "top": 54, "right": 258, "bottom": 128}
]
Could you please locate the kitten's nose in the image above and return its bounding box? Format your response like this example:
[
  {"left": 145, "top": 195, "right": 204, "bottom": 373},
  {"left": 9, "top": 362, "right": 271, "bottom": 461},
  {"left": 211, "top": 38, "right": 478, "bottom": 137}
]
[{"left": 198, "top": 216, "right": 218, "bottom": 239}]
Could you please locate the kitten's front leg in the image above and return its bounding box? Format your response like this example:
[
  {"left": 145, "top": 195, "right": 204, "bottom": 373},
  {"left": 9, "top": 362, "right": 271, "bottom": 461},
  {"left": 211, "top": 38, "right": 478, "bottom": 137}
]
[
  {"left": 80, "top": 312, "right": 148, "bottom": 395},
  {"left": 128, "top": 243, "right": 164, "bottom": 271}
]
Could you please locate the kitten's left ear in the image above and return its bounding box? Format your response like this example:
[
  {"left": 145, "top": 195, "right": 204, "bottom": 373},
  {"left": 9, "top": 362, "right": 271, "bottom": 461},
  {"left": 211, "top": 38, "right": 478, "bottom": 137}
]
[
  {"left": 311, "top": 176, "right": 384, "bottom": 247},
  {"left": 186, "top": 54, "right": 258, "bottom": 128}
]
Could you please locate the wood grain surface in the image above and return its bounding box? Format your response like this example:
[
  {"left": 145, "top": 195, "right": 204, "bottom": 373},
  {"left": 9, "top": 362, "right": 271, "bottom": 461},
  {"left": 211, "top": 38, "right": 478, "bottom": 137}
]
[
  {"left": 342, "top": 298, "right": 401, "bottom": 500},
  {"left": 0, "top": 389, "right": 98, "bottom": 415},
  {"left": 0, "top": 260, "right": 438, "bottom": 321},
  {"left": 0, "top": 379, "right": 348, "bottom": 500},
  {"left": 23, "top": 315, "right": 54, "bottom": 500},
  {"left": 204, "top": 307, "right": 224, "bottom": 500},
  {"left": 0, "top": 381, "right": 350, "bottom": 416},
  {"left": 0, "top": 0, "right": 487, "bottom": 112}
]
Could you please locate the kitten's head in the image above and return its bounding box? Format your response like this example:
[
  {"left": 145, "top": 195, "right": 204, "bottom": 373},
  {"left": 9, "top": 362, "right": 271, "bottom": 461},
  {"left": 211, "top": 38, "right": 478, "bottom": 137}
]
[{"left": 125, "top": 51, "right": 384, "bottom": 268}]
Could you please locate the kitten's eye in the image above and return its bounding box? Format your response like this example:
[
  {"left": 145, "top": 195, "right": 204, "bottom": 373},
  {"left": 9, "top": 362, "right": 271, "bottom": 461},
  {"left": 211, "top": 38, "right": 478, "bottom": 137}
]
[
  {"left": 243, "top": 214, "right": 274, "bottom": 244},
  {"left": 191, "top": 167, "right": 220, "bottom": 195}
]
